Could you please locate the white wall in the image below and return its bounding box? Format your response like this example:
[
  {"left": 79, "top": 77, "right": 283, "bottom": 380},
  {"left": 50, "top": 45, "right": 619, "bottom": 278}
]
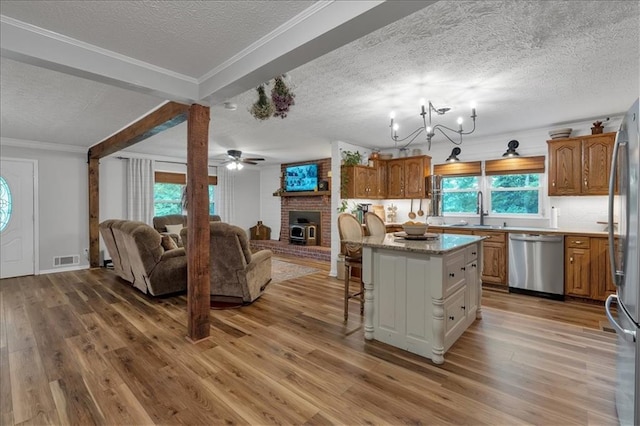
[
  {"left": 1, "top": 141, "right": 91, "bottom": 272},
  {"left": 259, "top": 165, "right": 282, "bottom": 239},
  {"left": 231, "top": 168, "right": 262, "bottom": 232}
]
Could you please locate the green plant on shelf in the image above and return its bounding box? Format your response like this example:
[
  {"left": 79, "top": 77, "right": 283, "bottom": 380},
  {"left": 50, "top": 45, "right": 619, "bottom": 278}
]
[{"left": 341, "top": 150, "right": 362, "bottom": 166}]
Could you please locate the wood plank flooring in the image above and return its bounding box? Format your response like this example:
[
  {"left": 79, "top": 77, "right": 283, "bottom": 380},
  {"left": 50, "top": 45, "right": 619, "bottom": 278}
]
[{"left": 0, "top": 256, "right": 618, "bottom": 425}]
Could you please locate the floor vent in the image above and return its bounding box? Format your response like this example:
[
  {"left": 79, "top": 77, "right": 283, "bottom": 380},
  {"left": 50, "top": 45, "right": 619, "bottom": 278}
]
[{"left": 53, "top": 255, "right": 80, "bottom": 267}]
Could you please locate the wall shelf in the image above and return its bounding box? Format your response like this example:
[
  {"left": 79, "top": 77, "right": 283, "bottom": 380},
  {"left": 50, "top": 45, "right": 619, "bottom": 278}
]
[{"left": 274, "top": 190, "right": 331, "bottom": 197}]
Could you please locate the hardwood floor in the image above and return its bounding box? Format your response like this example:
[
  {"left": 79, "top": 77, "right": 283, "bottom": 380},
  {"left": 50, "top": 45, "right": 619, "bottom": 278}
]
[{"left": 0, "top": 256, "right": 618, "bottom": 425}]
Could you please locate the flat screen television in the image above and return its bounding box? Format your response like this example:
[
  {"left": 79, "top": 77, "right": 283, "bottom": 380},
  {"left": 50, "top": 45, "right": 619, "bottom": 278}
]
[{"left": 285, "top": 163, "right": 318, "bottom": 192}]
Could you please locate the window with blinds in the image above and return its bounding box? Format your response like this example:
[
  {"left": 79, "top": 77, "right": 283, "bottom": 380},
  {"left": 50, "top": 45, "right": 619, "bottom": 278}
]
[
  {"left": 153, "top": 172, "right": 217, "bottom": 216},
  {"left": 432, "top": 156, "right": 546, "bottom": 216},
  {"left": 434, "top": 162, "right": 481, "bottom": 214},
  {"left": 485, "top": 156, "right": 545, "bottom": 215}
]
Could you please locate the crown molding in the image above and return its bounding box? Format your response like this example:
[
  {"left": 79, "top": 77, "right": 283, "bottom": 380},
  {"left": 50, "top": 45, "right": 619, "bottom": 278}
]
[{"left": 0, "top": 15, "right": 199, "bottom": 102}]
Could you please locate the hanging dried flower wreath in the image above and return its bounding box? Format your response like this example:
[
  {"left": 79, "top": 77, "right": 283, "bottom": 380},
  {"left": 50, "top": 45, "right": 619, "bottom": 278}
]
[
  {"left": 250, "top": 85, "right": 275, "bottom": 121},
  {"left": 271, "top": 75, "right": 295, "bottom": 118}
]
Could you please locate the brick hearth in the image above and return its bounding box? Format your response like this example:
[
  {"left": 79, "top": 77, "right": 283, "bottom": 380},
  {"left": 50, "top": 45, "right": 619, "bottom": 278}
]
[{"left": 250, "top": 240, "right": 330, "bottom": 262}]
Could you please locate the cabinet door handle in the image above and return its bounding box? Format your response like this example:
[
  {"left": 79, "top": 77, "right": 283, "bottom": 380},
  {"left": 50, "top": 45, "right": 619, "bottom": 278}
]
[
  {"left": 584, "top": 179, "right": 588, "bottom": 187},
  {"left": 449, "top": 315, "right": 455, "bottom": 320},
  {"left": 449, "top": 273, "right": 455, "bottom": 277},
  {"left": 472, "top": 263, "right": 477, "bottom": 268},
  {"left": 471, "top": 251, "right": 477, "bottom": 255},
  {"left": 461, "top": 305, "right": 466, "bottom": 311},
  {"left": 552, "top": 181, "right": 556, "bottom": 187},
  {"left": 461, "top": 266, "right": 466, "bottom": 271},
  {"left": 570, "top": 257, "right": 574, "bottom": 263}
]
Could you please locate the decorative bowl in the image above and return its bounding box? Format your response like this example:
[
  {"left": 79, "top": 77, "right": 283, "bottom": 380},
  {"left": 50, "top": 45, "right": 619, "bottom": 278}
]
[
  {"left": 402, "top": 223, "right": 428, "bottom": 236},
  {"left": 548, "top": 128, "right": 572, "bottom": 139}
]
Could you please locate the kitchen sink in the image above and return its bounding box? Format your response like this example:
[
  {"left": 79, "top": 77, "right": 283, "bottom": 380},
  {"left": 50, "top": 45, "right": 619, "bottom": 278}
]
[{"left": 470, "top": 224, "right": 504, "bottom": 229}]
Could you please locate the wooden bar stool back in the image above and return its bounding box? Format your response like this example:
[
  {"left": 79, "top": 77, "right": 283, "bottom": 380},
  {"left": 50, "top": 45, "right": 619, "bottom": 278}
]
[
  {"left": 337, "top": 213, "right": 364, "bottom": 322},
  {"left": 364, "top": 212, "right": 386, "bottom": 236}
]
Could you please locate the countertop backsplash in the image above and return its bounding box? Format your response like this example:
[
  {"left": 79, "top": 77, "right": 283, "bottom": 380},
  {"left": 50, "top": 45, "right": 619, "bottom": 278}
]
[
  {"left": 550, "top": 196, "right": 610, "bottom": 232},
  {"left": 356, "top": 196, "right": 610, "bottom": 233}
]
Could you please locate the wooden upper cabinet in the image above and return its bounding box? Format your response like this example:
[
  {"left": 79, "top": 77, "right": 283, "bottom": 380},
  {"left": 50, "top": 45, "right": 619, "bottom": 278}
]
[
  {"left": 387, "top": 159, "right": 405, "bottom": 198},
  {"left": 548, "top": 139, "right": 582, "bottom": 195},
  {"left": 404, "top": 156, "right": 431, "bottom": 198},
  {"left": 341, "top": 165, "right": 377, "bottom": 199},
  {"left": 583, "top": 135, "right": 615, "bottom": 194},
  {"left": 386, "top": 155, "right": 432, "bottom": 199},
  {"left": 548, "top": 132, "right": 616, "bottom": 196}
]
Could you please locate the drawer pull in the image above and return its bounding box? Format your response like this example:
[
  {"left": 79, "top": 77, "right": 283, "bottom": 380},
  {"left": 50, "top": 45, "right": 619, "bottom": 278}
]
[
  {"left": 461, "top": 305, "right": 466, "bottom": 311},
  {"left": 449, "top": 316, "right": 455, "bottom": 320},
  {"left": 472, "top": 263, "right": 477, "bottom": 268},
  {"left": 471, "top": 251, "right": 477, "bottom": 255},
  {"left": 461, "top": 266, "right": 466, "bottom": 271},
  {"left": 574, "top": 241, "right": 582, "bottom": 244},
  {"left": 449, "top": 273, "right": 455, "bottom": 277}
]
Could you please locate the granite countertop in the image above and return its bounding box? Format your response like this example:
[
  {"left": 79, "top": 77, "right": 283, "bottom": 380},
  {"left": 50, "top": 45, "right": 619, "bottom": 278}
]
[
  {"left": 352, "top": 233, "right": 484, "bottom": 255},
  {"left": 385, "top": 223, "right": 609, "bottom": 237}
]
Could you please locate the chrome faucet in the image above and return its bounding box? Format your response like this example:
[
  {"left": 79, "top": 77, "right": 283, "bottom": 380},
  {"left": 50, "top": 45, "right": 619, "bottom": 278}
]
[{"left": 477, "top": 191, "right": 487, "bottom": 225}]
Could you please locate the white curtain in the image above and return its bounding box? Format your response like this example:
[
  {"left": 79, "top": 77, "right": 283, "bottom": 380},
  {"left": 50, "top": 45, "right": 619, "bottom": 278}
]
[
  {"left": 126, "top": 158, "right": 155, "bottom": 224},
  {"left": 215, "top": 166, "right": 234, "bottom": 223}
]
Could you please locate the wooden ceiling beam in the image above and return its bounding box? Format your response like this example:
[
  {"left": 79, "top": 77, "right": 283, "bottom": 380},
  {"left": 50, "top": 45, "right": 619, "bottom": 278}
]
[{"left": 88, "top": 101, "right": 189, "bottom": 160}]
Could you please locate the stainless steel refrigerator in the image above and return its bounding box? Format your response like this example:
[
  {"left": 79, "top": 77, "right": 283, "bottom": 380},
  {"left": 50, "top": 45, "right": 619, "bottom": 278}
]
[{"left": 605, "top": 98, "right": 639, "bottom": 426}]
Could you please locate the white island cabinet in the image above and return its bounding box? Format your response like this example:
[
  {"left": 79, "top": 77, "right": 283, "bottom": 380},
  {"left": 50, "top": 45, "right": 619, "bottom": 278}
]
[{"left": 359, "top": 233, "right": 484, "bottom": 364}]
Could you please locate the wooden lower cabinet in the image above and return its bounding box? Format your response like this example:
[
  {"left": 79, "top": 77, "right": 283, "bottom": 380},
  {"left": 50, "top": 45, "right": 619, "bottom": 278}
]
[
  {"left": 565, "top": 246, "right": 592, "bottom": 297},
  {"left": 564, "top": 235, "right": 616, "bottom": 301}
]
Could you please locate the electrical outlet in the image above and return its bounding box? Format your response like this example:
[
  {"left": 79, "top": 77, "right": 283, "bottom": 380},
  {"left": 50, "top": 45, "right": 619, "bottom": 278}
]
[{"left": 84, "top": 248, "right": 89, "bottom": 260}]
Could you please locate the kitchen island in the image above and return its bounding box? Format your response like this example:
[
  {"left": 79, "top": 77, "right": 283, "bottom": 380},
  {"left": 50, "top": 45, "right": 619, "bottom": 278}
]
[{"left": 359, "top": 233, "right": 484, "bottom": 364}]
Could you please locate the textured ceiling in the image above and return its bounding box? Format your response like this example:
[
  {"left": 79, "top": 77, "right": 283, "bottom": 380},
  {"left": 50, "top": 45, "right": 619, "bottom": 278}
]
[
  {"left": 0, "top": 0, "right": 314, "bottom": 78},
  {"left": 1, "top": 1, "right": 639, "bottom": 165}
]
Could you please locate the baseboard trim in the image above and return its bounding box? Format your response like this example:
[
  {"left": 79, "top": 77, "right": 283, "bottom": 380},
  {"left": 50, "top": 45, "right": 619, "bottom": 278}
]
[{"left": 39, "top": 265, "right": 90, "bottom": 275}]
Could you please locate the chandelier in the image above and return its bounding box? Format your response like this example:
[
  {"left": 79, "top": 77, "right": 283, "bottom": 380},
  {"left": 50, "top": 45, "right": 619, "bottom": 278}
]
[{"left": 389, "top": 99, "right": 477, "bottom": 150}]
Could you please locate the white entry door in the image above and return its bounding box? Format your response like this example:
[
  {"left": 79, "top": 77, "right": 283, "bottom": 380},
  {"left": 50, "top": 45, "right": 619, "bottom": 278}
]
[{"left": 1, "top": 159, "right": 36, "bottom": 278}]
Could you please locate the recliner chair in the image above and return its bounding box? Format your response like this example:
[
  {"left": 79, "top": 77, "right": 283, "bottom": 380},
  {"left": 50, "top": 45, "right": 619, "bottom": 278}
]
[
  {"left": 180, "top": 222, "right": 272, "bottom": 304},
  {"left": 153, "top": 214, "right": 221, "bottom": 246}
]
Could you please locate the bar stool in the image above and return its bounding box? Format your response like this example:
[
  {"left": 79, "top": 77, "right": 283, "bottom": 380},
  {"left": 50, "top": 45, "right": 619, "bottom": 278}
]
[
  {"left": 364, "top": 212, "right": 386, "bottom": 236},
  {"left": 337, "top": 213, "right": 364, "bottom": 322}
]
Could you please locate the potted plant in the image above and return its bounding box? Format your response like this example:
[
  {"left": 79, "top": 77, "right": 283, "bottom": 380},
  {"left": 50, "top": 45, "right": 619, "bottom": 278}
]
[{"left": 341, "top": 150, "right": 362, "bottom": 166}]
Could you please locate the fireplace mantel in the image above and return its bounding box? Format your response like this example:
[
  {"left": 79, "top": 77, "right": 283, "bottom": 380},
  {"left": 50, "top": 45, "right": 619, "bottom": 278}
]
[{"left": 274, "top": 190, "right": 330, "bottom": 197}]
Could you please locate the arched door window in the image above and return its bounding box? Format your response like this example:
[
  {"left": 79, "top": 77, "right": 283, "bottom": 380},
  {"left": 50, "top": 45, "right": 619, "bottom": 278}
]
[{"left": 0, "top": 177, "right": 11, "bottom": 232}]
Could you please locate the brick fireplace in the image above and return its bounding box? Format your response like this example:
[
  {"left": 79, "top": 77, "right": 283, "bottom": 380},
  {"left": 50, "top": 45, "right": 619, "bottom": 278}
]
[
  {"left": 278, "top": 158, "right": 332, "bottom": 248},
  {"left": 250, "top": 158, "right": 332, "bottom": 261}
]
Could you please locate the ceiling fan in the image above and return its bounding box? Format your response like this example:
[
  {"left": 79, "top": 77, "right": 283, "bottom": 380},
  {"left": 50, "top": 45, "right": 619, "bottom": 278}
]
[{"left": 220, "top": 149, "right": 265, "bottom": 169}]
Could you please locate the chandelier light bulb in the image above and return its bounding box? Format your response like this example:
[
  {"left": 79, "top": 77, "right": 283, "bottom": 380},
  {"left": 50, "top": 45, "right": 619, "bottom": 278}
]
[
  {"left": 389, "top": 111, "right": 396, "bottom": 119},
  {"left": 226, "top": 162, "right": 235, "bottom": 170},
  {"left": 393, "top": 123, "right": 399, "bottom": 131},
  {"left": 237, "top": 162, "right": 244, "bottom": 170},
  {"left": 426, "top": 126, "right": 432, "bottom": 133}
]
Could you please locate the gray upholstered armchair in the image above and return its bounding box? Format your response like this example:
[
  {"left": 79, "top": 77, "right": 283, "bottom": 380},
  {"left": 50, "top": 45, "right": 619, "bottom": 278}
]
[
  {"left": 181, "top": 222, "right": 272, "bottom": 304},
  {"left": 153, "top": 214, "right": 221, "bottom": 247}
]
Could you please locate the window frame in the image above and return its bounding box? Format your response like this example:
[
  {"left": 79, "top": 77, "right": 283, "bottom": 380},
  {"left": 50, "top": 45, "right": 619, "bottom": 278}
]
[
  {"left": 485, "top": 173, "right": 545, "bottom": 217},
  {"left": 154, "top": 172, "right": 217, "bottom": 216}
]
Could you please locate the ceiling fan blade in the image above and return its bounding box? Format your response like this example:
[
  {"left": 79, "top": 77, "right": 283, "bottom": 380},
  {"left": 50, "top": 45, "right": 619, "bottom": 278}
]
[
  {"left": 241, "top": 160, "right": 258, "bottom": 165},
  {"left": 242, "top": 157, "right": 265, "bottom": 161}
]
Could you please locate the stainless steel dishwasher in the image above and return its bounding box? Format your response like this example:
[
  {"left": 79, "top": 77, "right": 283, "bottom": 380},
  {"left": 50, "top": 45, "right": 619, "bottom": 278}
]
[{"left": 508, "top": 233, "right": 564, "bottom": 300}]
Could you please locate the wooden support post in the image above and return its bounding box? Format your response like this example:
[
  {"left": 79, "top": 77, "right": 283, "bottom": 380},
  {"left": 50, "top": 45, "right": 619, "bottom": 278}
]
[
  {"left": 88, "top": 157, "right": 100, "bottom": 267},
  {"left": 186, "top": 104, "right": 211, "bottom": 341}
]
